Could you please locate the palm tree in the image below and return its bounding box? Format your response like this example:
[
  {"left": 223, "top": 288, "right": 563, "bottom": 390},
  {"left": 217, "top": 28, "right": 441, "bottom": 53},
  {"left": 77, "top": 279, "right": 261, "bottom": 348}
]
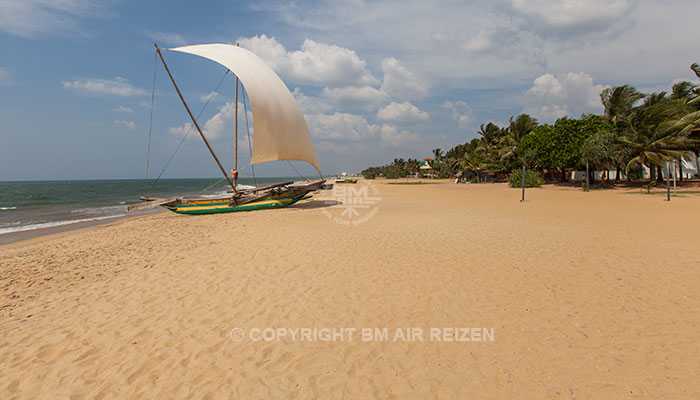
[
  {"left": 600, "top": 85, "right": 645, "bottom": 126},
  {"left": 459, "top": 153, "right": 488, "bottom": 183},
  {"left": 618, "top": 92, "right": 696, "bottom": 181},
  {"left": 432, "top": 148, "right": 443, "bottom": 163},
  {"left": 499, "top": 114, "right": 538, "bottom": 167}
]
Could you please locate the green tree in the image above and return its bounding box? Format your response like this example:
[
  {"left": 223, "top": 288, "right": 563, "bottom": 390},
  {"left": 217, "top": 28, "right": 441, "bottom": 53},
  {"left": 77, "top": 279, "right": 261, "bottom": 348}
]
[{"left": 520, "top": 116, "right": 610, "bottom": 181}]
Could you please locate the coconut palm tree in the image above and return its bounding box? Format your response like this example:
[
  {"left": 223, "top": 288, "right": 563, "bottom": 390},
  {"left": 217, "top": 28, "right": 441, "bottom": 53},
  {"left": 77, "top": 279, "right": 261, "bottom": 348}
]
[
  {"left": 618, "top": 92, "right": 697, "bottom": 181},
  {"left": 499, "top": 114, "right": 538, "bottom": 168},
  {"left": 600, "top": 85, "right": 645, "bottom": 126},
  {"left": 459, "top": 153, "right": 489, "bottom": 183}
]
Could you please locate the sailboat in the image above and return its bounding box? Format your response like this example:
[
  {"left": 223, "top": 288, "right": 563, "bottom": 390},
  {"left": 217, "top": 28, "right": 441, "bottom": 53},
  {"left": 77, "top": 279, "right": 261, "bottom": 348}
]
[{"left": 131, "top": 43, "right": 326, "bottom": 215}]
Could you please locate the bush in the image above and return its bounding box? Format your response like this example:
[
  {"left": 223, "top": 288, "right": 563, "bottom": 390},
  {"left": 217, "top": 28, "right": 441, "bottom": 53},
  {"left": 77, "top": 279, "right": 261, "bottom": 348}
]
[
  {"left": 509, "top": 169, "right": 543, "bottom": 188},
  {"left": 363, "top": 170, "right": 376, "bottom": 179}
]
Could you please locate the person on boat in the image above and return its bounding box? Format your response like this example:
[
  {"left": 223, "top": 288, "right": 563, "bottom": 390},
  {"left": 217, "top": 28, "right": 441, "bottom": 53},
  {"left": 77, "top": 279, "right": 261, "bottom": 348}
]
[{"left": 230, "top": 169, "right": 238, "bottom": 180}]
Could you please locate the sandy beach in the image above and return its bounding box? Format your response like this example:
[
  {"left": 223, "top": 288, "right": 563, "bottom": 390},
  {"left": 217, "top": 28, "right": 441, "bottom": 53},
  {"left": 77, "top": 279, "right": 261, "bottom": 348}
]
[{"left": 1, "top": 180, "right": 699, "bottom": 398}]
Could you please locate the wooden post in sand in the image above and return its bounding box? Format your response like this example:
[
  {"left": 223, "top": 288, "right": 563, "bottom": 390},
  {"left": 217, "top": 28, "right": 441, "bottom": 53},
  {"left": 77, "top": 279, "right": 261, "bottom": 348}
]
[
  {"left": 520, "top": 164, "right": 526, "bottom": 202},
  {"left": 666, "top": 161, "right": 671, "bottom": 201}
]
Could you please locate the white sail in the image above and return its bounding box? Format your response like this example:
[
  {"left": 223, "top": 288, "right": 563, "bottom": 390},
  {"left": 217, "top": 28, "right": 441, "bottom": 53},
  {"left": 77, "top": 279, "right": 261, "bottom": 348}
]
[{"left": 169, "top": 44, "right": 322, "bottom": 177}]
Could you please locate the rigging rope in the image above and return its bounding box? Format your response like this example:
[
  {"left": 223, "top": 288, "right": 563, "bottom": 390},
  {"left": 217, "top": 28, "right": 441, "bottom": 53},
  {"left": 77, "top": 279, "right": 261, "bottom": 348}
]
[
  {"left": 147, "top": 69, "right": 231, "bottom": 195},
  {"left": 242, "top": 86, "right": 257, "bottom": 187},
  {"left": 287, "top": 160, "right": 310, "bottom": 182},
  {"left": 145, "top": 50, "right": 157, "bottom": 179}
]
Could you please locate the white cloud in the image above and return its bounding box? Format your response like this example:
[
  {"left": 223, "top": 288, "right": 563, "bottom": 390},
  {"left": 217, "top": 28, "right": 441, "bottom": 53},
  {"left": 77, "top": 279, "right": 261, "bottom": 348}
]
[
  {"left": 168, "top": 122, "right": 193, "bottom": 136},
  {"left": 380, "top": 58, "right": 430, "bottom": 100},
  {"left": 62, "top": 77, "right": 146, "bottom": 97},
  {"left": 0, "top": 0, "right": 102, "bottom": 37},
  {"left": 115, "top": 120, "right": 135, "bottom": 130},
  {"left": 237, "top": 35, "right": 379, "bottom": 87},
  {"left": 462, "top": 27, "right": 518, "bottom": 54},
  {"left": 292, "top": 88, "right": 332, "bottom": 114},
  {"left": 460, "top": 27, "right": 548, "bottom": 66},
  {"left": 523, "top": 72, "right": 607, "bottom": 122},
  {"left": 501, "top": 0, "right": 636, "bottom": 42},
  {"left": 200, "top": 91, "right": 218, "bottom": 103},
  {"left": 442, "top": 100, "right": 473, "bottom": 129},
  {"left": 377, "top": 102, "right": 429, "bottom": 124},
  {"left": 201, "top": 102, "right": 236, "bottom": 139},
  {"left": 168, "top": 101, "right": 251, "bottom": 140},
  {"left": 321, "top": 86, "right": 388, "bottom": 110},
  {"left": 113, "top": 105, "right": 133, "bottom": 113},
  {"left": 378, "top": 124, "right": 421, "bottom": 147},
  {"left": 305, "top": 111, "right": 422, "bottom": 147},
  {"left": 305, "top": 112, "right": 380, "bottom": 141}
]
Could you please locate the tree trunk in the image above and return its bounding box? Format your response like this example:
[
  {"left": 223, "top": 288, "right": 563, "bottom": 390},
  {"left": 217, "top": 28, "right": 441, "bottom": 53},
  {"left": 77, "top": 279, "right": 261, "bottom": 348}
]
[
  {"left": 656, "top": 166, "right": 664, "bottom": 182},
  {"left": 560, "top": 167, "right": 566, "bottom": 182},
  {"left": 695, "top": 151, "right": 700, "bottom": 178},
  {"left": 678, "top": 157, "right": 683, "bottom": 182},
  {"left": 649, "top": 165, "right": 656, "bottom": 182},
  {"left": 615, "top": 166, "right": 621, "bottom": 182}
]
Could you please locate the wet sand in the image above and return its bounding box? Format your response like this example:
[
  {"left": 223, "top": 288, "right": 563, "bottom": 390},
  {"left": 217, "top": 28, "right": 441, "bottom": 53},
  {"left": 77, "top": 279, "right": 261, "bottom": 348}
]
[{"left": 1, "top": 181, "right": 699, "bottom": 398}]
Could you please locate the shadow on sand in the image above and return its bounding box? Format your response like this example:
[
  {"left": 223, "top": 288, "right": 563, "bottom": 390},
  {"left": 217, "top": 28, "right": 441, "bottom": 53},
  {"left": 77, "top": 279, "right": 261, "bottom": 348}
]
[{"left": 290, "top": 200, "right": 340, "bottom": 210}]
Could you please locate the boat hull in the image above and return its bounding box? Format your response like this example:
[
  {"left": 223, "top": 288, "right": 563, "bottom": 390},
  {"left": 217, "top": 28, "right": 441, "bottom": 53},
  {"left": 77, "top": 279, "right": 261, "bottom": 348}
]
[{"left": 162, "top": 190, "right": 310, "bottom": 215}]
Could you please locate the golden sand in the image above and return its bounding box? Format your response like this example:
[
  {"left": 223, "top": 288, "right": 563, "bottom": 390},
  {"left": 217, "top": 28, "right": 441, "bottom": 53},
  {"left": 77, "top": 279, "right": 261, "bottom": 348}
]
[{"left": 1, "top": 181, "right": 699, "bottom": 398}]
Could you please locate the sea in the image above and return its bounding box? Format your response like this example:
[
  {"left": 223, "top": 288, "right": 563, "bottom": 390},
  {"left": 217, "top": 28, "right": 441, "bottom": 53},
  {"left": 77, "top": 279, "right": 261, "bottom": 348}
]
[{"left": 0, "top": 177, "right": 295, "bottom": 237}]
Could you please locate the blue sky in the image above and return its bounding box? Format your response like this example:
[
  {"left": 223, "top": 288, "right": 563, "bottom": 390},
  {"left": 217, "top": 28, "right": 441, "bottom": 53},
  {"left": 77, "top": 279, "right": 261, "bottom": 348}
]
[{"left": 1, "top": 0, "right": 699, "bottom": 180}]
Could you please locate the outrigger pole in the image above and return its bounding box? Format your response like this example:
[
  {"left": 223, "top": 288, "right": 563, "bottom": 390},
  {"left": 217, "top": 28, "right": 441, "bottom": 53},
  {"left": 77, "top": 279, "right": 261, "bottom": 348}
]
[
  {"left": 234, "top": 43, "right": 239, "bottom": 189},
  {"left": 154, "top": 43, "right": 237, "bottom": 193}
]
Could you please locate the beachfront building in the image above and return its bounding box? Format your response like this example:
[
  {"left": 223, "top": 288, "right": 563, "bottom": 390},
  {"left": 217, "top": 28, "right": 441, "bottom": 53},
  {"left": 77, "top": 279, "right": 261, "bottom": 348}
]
[{"left": 570, "top": 155, "right": 700, "bottom": 181}]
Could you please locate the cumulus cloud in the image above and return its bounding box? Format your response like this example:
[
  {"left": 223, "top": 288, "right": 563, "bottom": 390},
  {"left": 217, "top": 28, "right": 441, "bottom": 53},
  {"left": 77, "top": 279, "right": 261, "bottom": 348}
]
[
  {"left": 292, "top": 88, "right": 332, "bottom": 114},
  {"left": 200, "top": 91, "right": 219, "bottom": 103},
  {"left": 238, "top": 35, "right": 379, "bottom": 87},
  {"left": 168, "top": 102, "right": 251, "bottom": 140},
  {"left": 62, "top": 77, "right": 146, "bottom": 97},
  {"left": 0, "top": 0, "right": 103, "bottom": 37},
  {"left": 523, "top": 72, "right": 607, "bottom": 122},
  {"left": 380, "top": 58, "right": 430, "bottom": 100},
  {"left": 305, "top": 112, "right": 379, "bottom": 141},
  {"left": 321, "top": 86, "right": 388, "bottom": 110},
  {"left": 442, "top": 100, "right": 473, "bottom": 129},
  {"left": 305, "top": 111, "right": 421, "bottom": 147},
  {"left": 376, "top": 102, "right": 429, "bottom": 124},
  {"left": 115, "top": 120, "right": 135, "bottom": 130},
  {"left": 378, "top": 124, "right": 421, "bottom": 147},
  {"left": 167, "top": 122, "right": 193, "bottom": 136}
]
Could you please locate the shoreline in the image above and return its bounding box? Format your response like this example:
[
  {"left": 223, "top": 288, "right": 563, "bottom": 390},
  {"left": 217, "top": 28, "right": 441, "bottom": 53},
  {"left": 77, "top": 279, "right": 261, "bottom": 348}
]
[{"left": 0, "top": 209, "right": 164, "bottom": 247}]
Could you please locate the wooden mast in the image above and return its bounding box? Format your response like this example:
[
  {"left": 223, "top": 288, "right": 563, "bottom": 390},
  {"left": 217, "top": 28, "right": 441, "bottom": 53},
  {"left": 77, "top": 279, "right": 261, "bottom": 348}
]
[
  {"left": 154, "top": 43, "right": 237, "bottom": 193},
  {"left": 234, "top": 43, "right": 239, "bottom": 189}
]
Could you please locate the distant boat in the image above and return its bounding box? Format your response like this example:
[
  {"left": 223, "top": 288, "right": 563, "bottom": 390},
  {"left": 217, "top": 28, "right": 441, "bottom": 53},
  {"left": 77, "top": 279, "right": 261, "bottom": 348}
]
[
  {"left": 334, "top": 178, "right": 358, "bottom": 184},
  {"left": 131, "top": 43, "right": 325, "bottom": 215}
]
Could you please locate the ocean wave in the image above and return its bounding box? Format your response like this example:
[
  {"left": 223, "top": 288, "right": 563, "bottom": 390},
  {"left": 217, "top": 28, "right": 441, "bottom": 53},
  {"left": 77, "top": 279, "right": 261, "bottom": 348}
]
[
  {"left": 237, "top": 184, "right": 256, "bottom": 190},
  {"left": 0, "top": 207, "right": 17, "bottom": 210},
  {"left": 0, "top": 214, "right": 127, "bottom": 235},
  {"left": 70, "top": 205, "right": 127, "bottom": 215}
]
